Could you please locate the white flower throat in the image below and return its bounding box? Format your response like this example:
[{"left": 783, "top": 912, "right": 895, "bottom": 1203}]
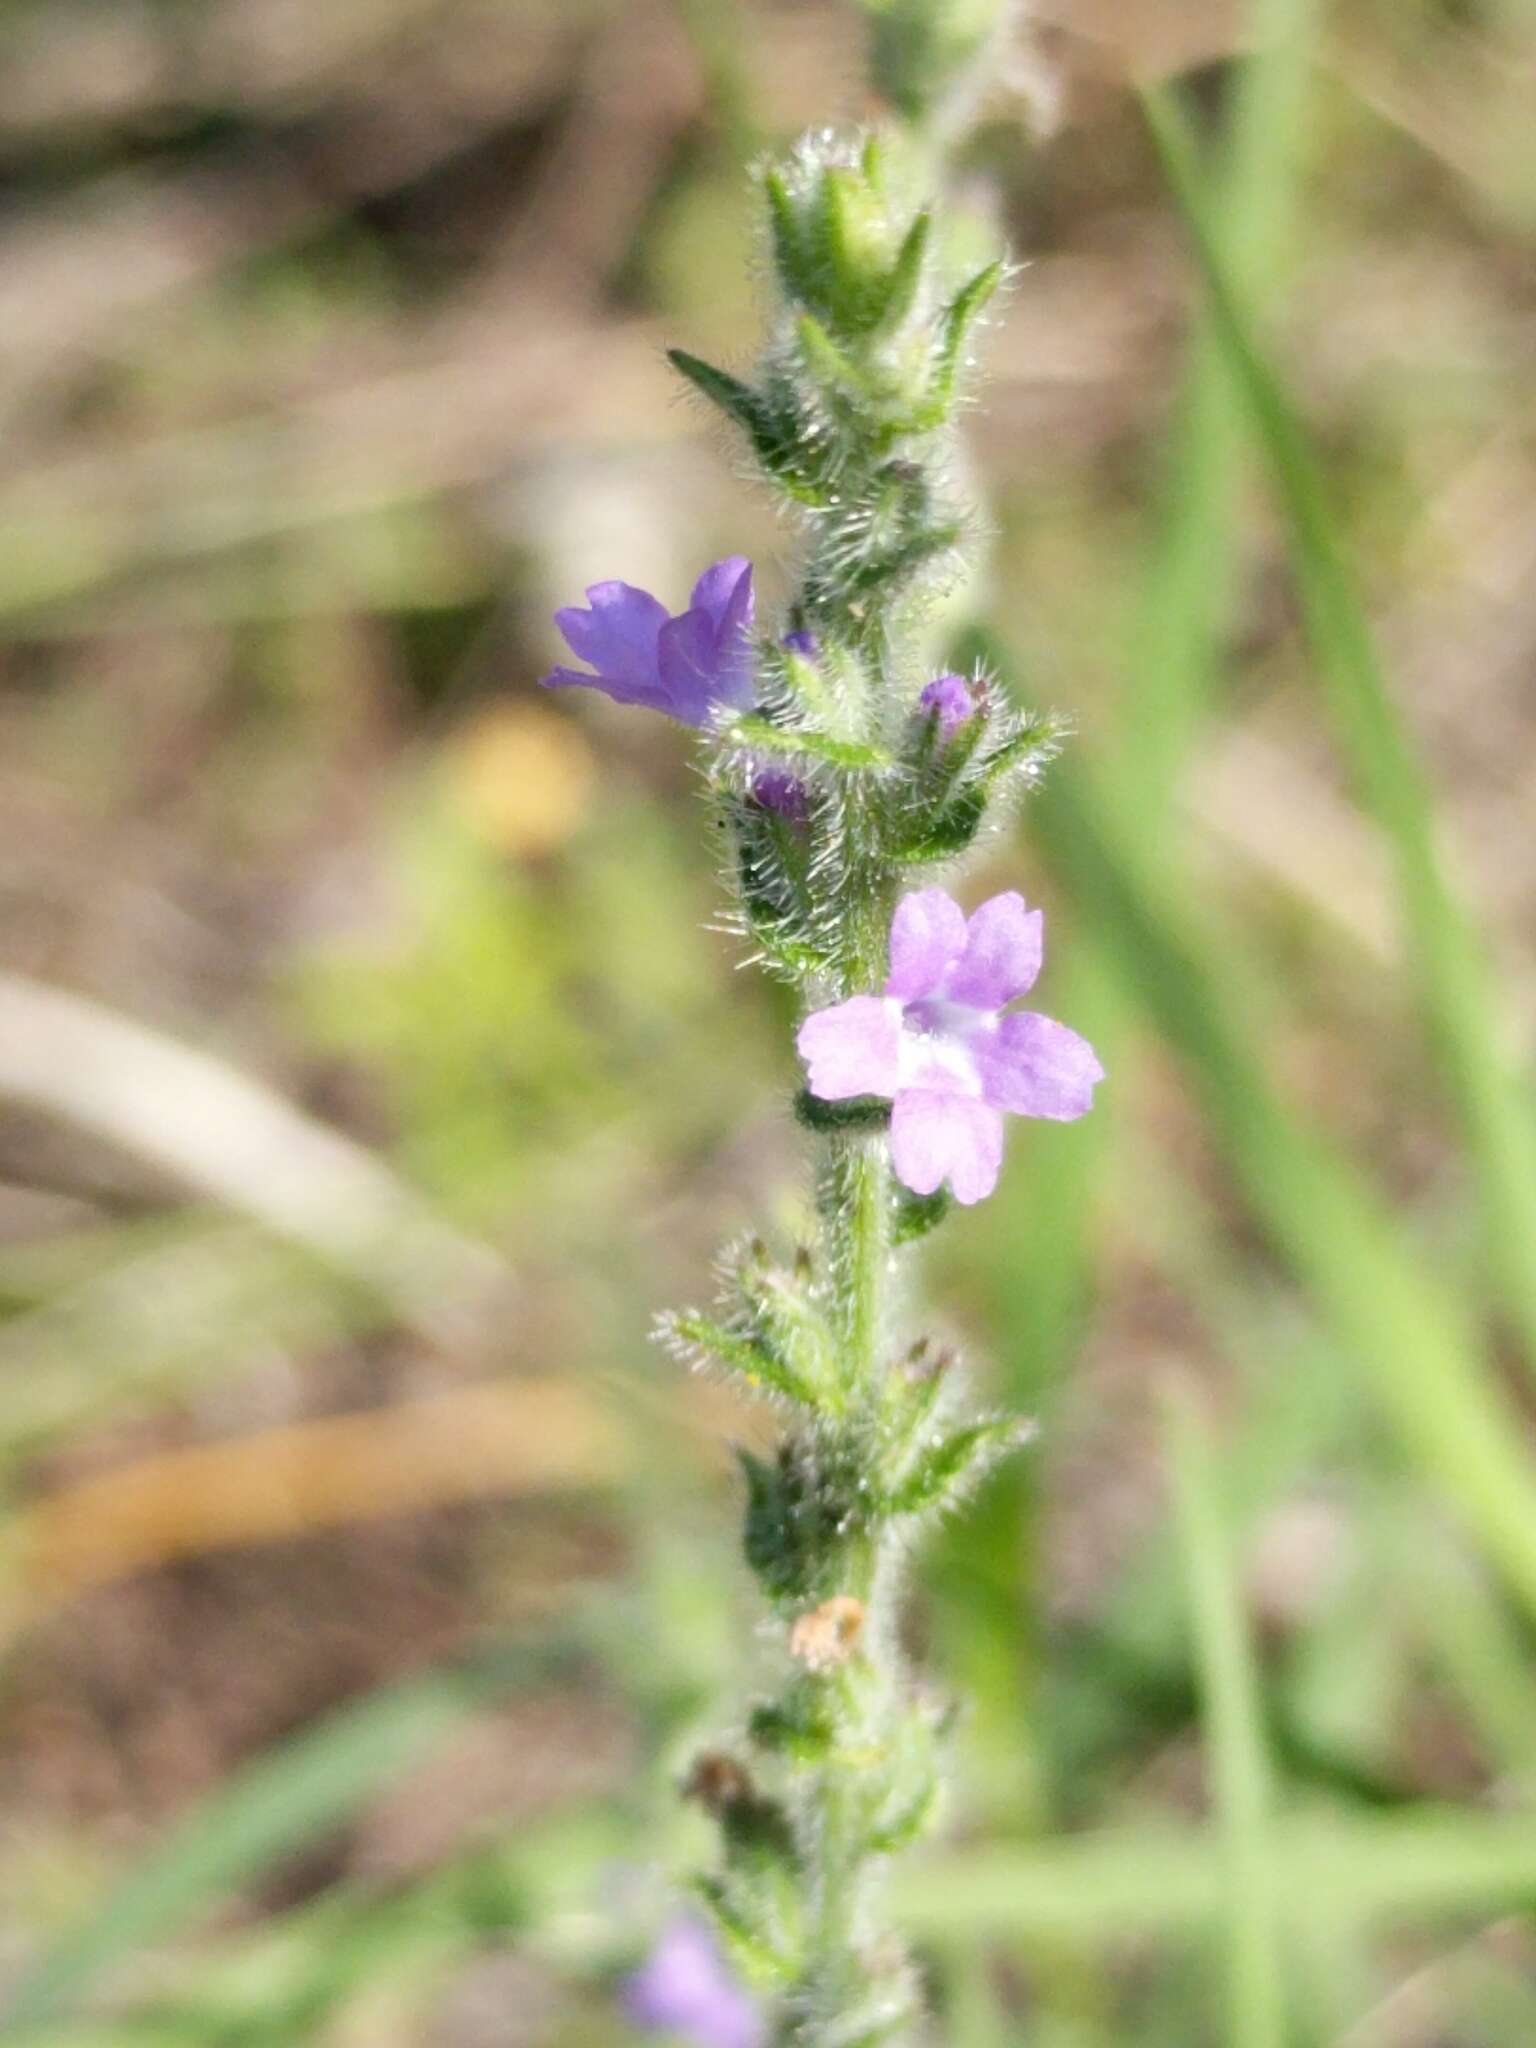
[{"left": 892, "top": 995, "right": 988, "bottom": 1098}]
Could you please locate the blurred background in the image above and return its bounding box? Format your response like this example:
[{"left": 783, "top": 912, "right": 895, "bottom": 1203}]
[{"left": 3, "top": 0, "right": 1536, "bottom": 2041}]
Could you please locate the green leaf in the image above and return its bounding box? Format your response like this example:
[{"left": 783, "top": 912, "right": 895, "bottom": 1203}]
[
  {"left": 667, "top": 349, "right": 829, "bottom": 508},
  {"left": 667, "top": 347, "right": 763, "bottom": 436},
  {"left": 661, "top": 1311, "right": 823, "bottom": 1409}
]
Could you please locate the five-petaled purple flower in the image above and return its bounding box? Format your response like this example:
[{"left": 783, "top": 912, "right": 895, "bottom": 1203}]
[
  {"left": 918, "top": 672, "right": 977, "bottom": 738},
  {"left": 797, "top": 887, "right": 1103, "bottom": 1205},
  {"left": 623, "top": 1916, "right": 763, "bottom": 2048},
  {"left": 543, "top": 558, "right": 756, "bottom": 727}
]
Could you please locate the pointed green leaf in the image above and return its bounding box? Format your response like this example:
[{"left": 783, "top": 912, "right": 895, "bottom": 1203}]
[
  {"left": 667, "top": 349, "right": 828, "bottom": 507},
  {"left": 664, "top": 1312, "right": 822, "bottom": 1408}
]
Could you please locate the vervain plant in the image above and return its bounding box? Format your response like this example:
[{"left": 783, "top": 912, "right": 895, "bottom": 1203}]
[{"left": 541, "top": 31, "right": 1102, "bottom": 2048}]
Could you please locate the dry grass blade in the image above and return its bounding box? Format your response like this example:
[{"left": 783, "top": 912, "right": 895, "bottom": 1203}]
[{"left": 0, "top": 972, "right": 511, "bottom": 1348}]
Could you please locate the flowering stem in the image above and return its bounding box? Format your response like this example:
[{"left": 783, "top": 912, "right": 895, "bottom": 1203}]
[
  {"left": 564, "top": 12, "right": 1104, "bottom": 2041},
  {"left": 825, "top": 1138, "right": 890, "bottom": 1389}
]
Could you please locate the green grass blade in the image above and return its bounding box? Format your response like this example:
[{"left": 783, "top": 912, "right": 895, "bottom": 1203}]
[
  {"left": 1038, "top": 770, "right": 1536, "bottom": 1623},
  {"left": 894, "top": 1805, "right": 1536, "bottom": 1943},
  {"left": 1145, "top": 85, "right": 1536, "bottom": 1377},
  {"left": 1165, "top": 1388, "right": 1287, "bottom": 2048},
  {"left": 1, "top": 1647, "right": 539, "bottom": 2034},
  {"left": 1128, "top": 0, "right": 1323, "bottom": 801}
]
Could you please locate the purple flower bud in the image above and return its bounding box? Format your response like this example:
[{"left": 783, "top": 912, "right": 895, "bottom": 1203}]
[
  {"left": 797, "top": 887, "right": 1103, "bottom": 1206},
  {"left": 542, "top": 559, "right": 756, "bottom": 727},
  {"left": 751, "top": 767, "right": 809, "bottom": 823},
  {"left": 623, "top": 1917, "right": 763, "bottom": 2048},
  {"left": 781, "top": 629, "right": 820, "bottom": 661},
  {"left": 918, "top": 672, "right": 977, "bottom": 739}
]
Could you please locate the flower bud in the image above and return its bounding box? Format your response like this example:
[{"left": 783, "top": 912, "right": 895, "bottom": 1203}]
[{"left": 918, "top": 672, "right": 978, "bottom": 739}]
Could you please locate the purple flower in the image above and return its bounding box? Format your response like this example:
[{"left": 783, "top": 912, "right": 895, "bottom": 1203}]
[
  {"left": 542, "top": 558, "right": 755, "bottom": 726},
  {"left": 623, "top": 1917, "right": 763, "bottom": 2048},
  {"left": 918, "top": 673, "right": 977, "bottom": 738},
  {"left": 781, "top": 629, "right": 820, "bottom": 660},
  {"left": 797, "top": 887, "right": 1103, "bottom": 1206}
]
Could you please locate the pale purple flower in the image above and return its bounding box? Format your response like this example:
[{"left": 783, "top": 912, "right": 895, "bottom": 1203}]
[
  {"left": 623, "top": 1917, "right": 763, "bottom": 2048},
  {"left": 797, "top": 887, "right": 1103, "bottom": 1205},
  {"left": 918, "top": 673, "right": 976, "bottom": 738},
  {"left": 782, "top": 629, "right": 820, "bottom": 660},
  {"left": 542, "top": 558, "right": 755, "bottom": 726}
]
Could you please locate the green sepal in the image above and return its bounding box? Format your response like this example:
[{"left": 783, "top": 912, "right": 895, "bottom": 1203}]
[
  {"left": 836, "top": 512, "right": 963, "bottom": 597},
  {"left": 871, "top": 208, "right": 932, "bottom": 334},
  {"left": 733, "top": 713, "right": 890, "bottom": 772},
  {"left": 890, "top": 1350, "right": 951, "bottom": 1446},
  {"left": 884, "top": 1416, "right": 1029, "bottom": 1517},
  {"left": 892, "top": 1186, "right": 952, "bottom": 1243},
  {"left": 977, "top": 715, "right": 1061, "bottom": 790},
  {"left": 732, "top": 796, "right": 829, "bottom": 984},
  {"left": 903, "top": 259, "right": 1003, "bottom": 432},
  {"left": 795, "top": 310, "right": 880, "bottom": 402},
  {"left": 755, "top": 929, "right": 836, "bottom": 982},
  {"left": 775, "top": 644, "right": 837, "bottom": 724},
  {"left": 915, "top": 687, "right": 988, "bottom": 777},
  {"left": 794, "top": 1090, "right": 891, "bottom": 1134},
  {"left": 817, "top": 165, "right": 894, "bottom": 332},
  {"left": 762, "top": 167, "right": 811, "bottom": 305},
  {"left": 891, "top": 786, "right": 985, "bottom": 862}
]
